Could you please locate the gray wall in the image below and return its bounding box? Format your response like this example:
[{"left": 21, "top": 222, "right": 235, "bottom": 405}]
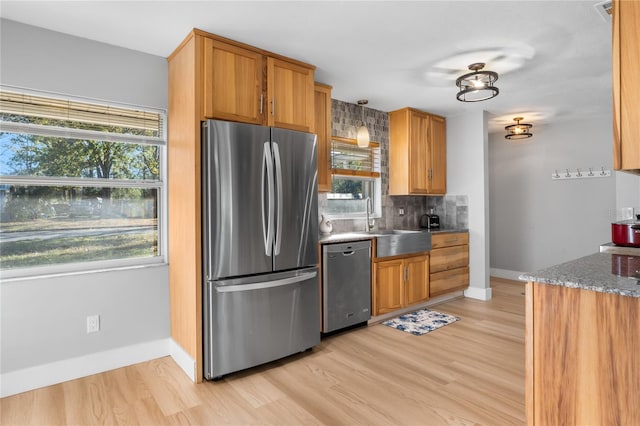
[
  {"left": 489, "top": 116, "right": 617, "bottom": 274},
  {"left": 0, "top": 19, "right": 169, "bottom": 374}
]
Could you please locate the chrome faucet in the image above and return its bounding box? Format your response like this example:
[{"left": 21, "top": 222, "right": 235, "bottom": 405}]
[{"left": 365, "top": 197, "right": 374, "bottom": 232}]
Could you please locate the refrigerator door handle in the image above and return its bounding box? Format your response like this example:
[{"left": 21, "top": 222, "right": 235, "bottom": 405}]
[
  {"left": 263, "top": 142, "right": 275, "bottom": 256},
  {"left": 273, "top": 141, "right": 284, "bottom": 256},
  {"left": 215, "top": 270, "right": 317, "bottom": 293}
]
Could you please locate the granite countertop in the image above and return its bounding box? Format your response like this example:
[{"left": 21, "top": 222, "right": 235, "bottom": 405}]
[
  {"left": 318, "top": 228, "right": 468, "bottom": 244},
  {"left": 520, "top": 252, "right": 640, "bottom": 298}
]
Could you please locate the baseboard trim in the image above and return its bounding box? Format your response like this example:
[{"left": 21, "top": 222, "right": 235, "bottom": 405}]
[
  {"left": 169, "top": 338, "right": 196, "bottom": 382},
  {"left": 490, "top": 268, "right": 528, "bottom": 281},
  {"left": 0, "top": 338, "right": 170, "bottom": 398},
  {"left": 464, "top": 286, "right": 493, "bottom": 301}
]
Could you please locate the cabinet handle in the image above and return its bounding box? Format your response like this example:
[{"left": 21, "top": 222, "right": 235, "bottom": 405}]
[
  {"left": 271, "top": 98, "right": 275, "bottom": 116},
  {"left": 428, "top": 168, "right": 433, "bottom": 180},
  {"left": 445, "top": 238, "right": 458, "bottom": 243},
  {"left": 259, "top": 94, "right": 263, "bottom": 115},
  {"left": 404, "top": 266, "right": 408, "bottom": 282}
]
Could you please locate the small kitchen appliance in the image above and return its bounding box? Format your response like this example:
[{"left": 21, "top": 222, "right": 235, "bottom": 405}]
[
  {"left": 611, "top": 214, "right": 640, "bottom": 247},
  {"left": 420, "top": 209, "right": 440, "bottom": 229}
]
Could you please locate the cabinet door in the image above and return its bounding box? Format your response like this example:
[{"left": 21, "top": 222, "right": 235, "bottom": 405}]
[
  {"left": 430, "top": 266, "right": 469, "bottom": 298},
  {"left": 314, "top": 83, "right": 332, "bottom": 192},
  {"left": 429, "top": 115, "right": 447, "bottom": 194},
  {"left": 267, "top": 57, "right": 315, "bottom": 132},
  {"left": 404, "top": 255, "right": 429, "bottom": 306},
  {"left": 408, "top": 110, "right": 430, "bottom": 194},
  {"left": 430, "top": 246, "right": 469, "bottom": 274},
  {"left": 431, "top": 232, "right": 469, "bottom": 249},
  {"left": 374, "top": 259, "right": 404, "bottom": 315},
  {"left": 613, "top": 0, "right": 640, "bottom": 172},
  {"left": 202, "top": 38, "right": 264, "bottom": 124}
]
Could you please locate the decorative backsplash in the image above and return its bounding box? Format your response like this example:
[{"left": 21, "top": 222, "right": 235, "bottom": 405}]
[{"left": 318, "top": 98, "right": 468, "bottom": 232}]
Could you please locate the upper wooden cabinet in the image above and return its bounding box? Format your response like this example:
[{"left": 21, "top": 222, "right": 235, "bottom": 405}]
[
  {"left": 613, "top": 0, "right": 640, "bottom": 174},
  {"left": 267, "top": 58, "right": 315, "bottom": 132},
  {"left": 190, "top": 29, "right": 315, "bottom": 131},
  {"left": 314, "top": 83, "right": 332, "bottom": 192},
  {"left": 389, "top": 107, "right": 446, "bottom": 195},
  {"left": 203, "top": 38, "right": 264, "bottom": 125}
]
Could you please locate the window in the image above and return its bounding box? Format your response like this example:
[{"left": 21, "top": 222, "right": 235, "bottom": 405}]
[
  {"left": 0, "top": 89, "right": 166, "bottom": 277},
  {"left": 326, "top": 137, "right": 381, "bottom": 218}
]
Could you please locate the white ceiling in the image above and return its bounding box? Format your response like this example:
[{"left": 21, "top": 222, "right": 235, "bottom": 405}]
[{"left": 1, "top": 1, "right": 613, "bottom": 132}]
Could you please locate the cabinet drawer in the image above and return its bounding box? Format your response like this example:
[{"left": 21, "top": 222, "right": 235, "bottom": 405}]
[
  {"left": 430, "top": 266, "right": 469, "bottom": 297},
  {"left": 431, "top": 232, "right": 469, "bottom": 249},
  {"left": 430, "top": 245, "right": 469, "bottom": 273}
]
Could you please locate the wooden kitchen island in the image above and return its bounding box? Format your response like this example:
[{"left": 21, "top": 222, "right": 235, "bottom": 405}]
[{"left": 521, "top": 253, "right": 640, "bottom": 425}]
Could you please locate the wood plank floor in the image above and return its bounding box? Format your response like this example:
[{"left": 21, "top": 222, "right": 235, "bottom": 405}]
[{"left": 1, "top": 279, "right": 526, "bottom": 425}]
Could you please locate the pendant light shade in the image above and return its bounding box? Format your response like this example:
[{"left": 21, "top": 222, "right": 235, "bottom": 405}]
[
  {"left": 456, "top": 63, "right": 499, "bottom": 102},
  {"left": 356, "top": 99, "right": 370, "bottom": 147},
  {"left": 357, "top": 125, "right": 370, "bottom": 147},
  {"left": 505, "top": 117, "right": 533, "bottom": 140}
]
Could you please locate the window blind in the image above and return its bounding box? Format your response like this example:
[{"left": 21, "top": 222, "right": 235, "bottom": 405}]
[
  {"left": 0, "top": 90, "right": 163, "bottom": 137},
  {"left": 331, "top": 136, "right": 380, "bottom": 178}
]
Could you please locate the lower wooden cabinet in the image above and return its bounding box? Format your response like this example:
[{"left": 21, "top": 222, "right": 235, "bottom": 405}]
[
  {"left": 373, "top": 254, "right": 428, "bottom": 316},
  {"left": 430, "top": 266, "right": 469, "bottom": 297},
  {"left": 429, "top": 232, "right": 469, "bottom": 298},
  {"left": 527, "top": 282, "right": 640, "bottom": 425}
]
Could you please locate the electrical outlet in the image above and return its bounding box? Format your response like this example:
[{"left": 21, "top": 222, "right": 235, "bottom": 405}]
[
  {"left": 86, "top": 315, "right": 100, "bottom": 333},
  {"left": 398, "top": 207, "right": 405, "bottom": 216}
]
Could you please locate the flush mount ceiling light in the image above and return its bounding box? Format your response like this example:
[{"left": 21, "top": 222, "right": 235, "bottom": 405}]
[
  {"left": 505, "top": 117, "right": 533, "bottom": 140},
  {"left": 455, "top": 62, "right": 499, "bottom": 102},
  {"left": 356, "top": 99, "right": 370, "bottom": 147}
]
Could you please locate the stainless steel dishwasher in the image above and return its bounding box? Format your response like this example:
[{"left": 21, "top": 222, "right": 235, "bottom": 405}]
[{"left": 322, "top": 240, "right": 372, "bottom": 333}]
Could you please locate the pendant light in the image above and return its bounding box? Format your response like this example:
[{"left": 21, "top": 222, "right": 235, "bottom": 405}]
[
  {"left": 505, "top": 117, "right": 533, "bottom": 140},
  {"left": 356, "top": 99, "right": 370, "bottom": 147},
  {"left": 455, "top": 63, "right": 499, "bottom": 102}
]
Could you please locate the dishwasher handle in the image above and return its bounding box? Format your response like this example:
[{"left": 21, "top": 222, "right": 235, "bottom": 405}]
[{"left": 323, "top": 240, "right": 372, "bottom": 255}]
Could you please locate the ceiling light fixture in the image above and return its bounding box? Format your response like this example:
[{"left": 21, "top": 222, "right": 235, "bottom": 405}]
[
  {"left": 356, "top": 99, "right": 370, "bottom": 147},
  {"left": 455, "top": 63, "right": 499, "bottom": 102},
  {"left": 505, "top": 117, "right": 533, "bottom": 140}
]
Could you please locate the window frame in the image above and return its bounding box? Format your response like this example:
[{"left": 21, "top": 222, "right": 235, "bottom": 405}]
[
  {"left": 326, "top": 175, "right": 382, "bottom": 220},
  {"left": 327, "top": 136, "right": 382, "bottom": 220},
  {"left": 0, "top": 86, "right": 167, "bottom": 280}
]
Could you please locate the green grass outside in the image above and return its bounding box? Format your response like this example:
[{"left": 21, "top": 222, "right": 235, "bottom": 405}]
[
  {"left": 0, "top": 232, "right": 158, "bottom": 269},
  {"left": 0, "top": 217, "right": 157, "bottom": 232}
]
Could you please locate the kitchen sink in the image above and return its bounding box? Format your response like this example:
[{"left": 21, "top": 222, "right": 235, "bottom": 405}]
[
  {"left": 370, "top": 229, "right": 423, "bottom": 235},
  {"left": 355, "top": 229, "right": 431, "bottom": 258}
]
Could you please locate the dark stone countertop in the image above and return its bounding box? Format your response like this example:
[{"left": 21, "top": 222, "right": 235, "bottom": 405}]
[{"left": 520, "top": 252, "right": 640, "bottom": 298}]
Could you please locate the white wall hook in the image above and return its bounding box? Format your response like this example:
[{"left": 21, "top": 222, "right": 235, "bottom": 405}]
[{"left": 551, "top": 166, "right": 611, "bottom": 180}]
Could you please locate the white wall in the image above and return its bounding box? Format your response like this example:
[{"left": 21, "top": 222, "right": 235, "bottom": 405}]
[
  {"left": 616, "top": 171, "right": 640, "bottom": 212},
  {"left": 0, "top": 19, "right": 170, "bottom": 396},
  {"left": 447, "top": 111, "right": 491, "bottom": 300},
  {"left": 489, "top": 116, "right": 617, "bottom": 276}
]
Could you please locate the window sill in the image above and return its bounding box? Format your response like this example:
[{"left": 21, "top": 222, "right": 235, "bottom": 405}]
[{"left": 0, "top": 257, "right": 166, "bottom": 283}]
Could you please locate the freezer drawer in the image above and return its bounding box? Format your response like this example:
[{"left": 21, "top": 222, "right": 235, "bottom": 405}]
[
  {"left": 322, "top": 240, "right": 372, "bottom": 333},
  {"left": 204, "top": 267, "right": 320, "bottom": 380}
]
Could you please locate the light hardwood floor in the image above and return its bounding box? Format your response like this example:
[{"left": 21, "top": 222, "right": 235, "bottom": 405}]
[{"left": 1, "top": 278, "right": 525, "bottom": 425}]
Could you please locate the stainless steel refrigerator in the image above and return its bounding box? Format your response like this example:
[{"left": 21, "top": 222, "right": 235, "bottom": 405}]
[{"left": 201, "top": 119, "right": 320, "bottom": 380}]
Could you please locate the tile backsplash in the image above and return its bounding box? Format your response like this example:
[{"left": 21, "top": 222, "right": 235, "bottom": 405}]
[{"left": 318, "top": 98, "right": 468, "bottom": 232}]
